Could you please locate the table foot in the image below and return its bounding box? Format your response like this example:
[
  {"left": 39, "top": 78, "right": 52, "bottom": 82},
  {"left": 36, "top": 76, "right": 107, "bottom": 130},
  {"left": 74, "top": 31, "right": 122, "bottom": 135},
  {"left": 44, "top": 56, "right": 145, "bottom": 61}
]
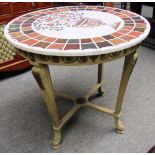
[
  {"left": 52, "top": 130, "right": 61, "bottom": 150},
  {"left": 52, "top": 144, "right": 60, "bottom": 150},
  {"left": 114, "top": 117, "right": 125, "bottom": 134},
  {"left": 116, "top": 129, "right": 125, "bottom": 134}
]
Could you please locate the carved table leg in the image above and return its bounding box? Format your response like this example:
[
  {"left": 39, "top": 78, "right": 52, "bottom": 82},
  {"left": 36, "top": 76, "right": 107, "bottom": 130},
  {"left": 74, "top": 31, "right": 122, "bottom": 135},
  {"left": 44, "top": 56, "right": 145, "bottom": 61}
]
[
  {"left": 32, "top": 64, "right": 61, "bottom": 149},
  {"left": 114, "top": 51, "right": 138, "bottom": 134},
  {"left": 98, "top": 63, "right": 104, "bottom": 96}
]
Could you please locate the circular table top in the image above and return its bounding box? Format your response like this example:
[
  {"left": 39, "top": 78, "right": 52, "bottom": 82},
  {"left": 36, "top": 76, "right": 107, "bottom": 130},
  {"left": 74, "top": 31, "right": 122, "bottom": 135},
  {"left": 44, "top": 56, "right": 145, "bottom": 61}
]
[{"left": 4, "top": 5, "right": 150, "bottom": 56}]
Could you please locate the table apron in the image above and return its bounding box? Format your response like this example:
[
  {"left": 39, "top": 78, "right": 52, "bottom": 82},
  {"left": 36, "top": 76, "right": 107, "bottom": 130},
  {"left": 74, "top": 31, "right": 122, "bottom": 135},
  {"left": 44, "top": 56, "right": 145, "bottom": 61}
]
[{"left": 16, "top": 44, "right": 140, "bottom": 66}]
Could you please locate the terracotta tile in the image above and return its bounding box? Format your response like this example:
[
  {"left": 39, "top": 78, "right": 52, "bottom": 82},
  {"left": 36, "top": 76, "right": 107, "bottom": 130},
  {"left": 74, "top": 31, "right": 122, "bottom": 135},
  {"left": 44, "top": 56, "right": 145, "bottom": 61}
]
[
  {"left": 10, "top": 32, "right": 23, "bottom": 37},
  {"left": 35, "top": 35, "right": 47, "bottom": 40},
  {"left": 48, "top": 43, "right": 65, "bottom": 50},
  {"left": 47, "top": 11, "right": 55, "bottom": 14},
  {"left": 111, "top": 32, "right": 124, "bottom": 37},
  {"left": 96, "top": 41, "right": 113, "bottom": 48},
  {"left": 127, "top": 13, "right": 136, "bottom": 17},
  {"left": 33, "top": 41, "right": 50, "bottom": 48},
  {"left": 117, "top": 29, "right": 130, "bottom": 34},
  {"left": 15, "top": 35, "right": 29, "bottom": 42},
  {"left": 117, "top": 14, "right": 128, "bottom": 18},
  {"left": 27, "top": 32, "right": 40, "bottom": 37},
  {"left": 135, "top": 20, "right": 145, "bottom": 23},
  {"left": 22, "top": 23, "right": 31, "bottom": 27},
  {"left": 136, "top": 23, "right": 146, "bottom": 28},
  {"left": 55, "top": 39, "right": 68, "bottom": 43},
  {"left": 121, "top": 11, "right": 135, "bottom": 17},
  {"left": 128, "top": 31, "right": 142, "bottom": 37},
  {"left": 110, "top": 38, "right": 126, "bottom": 45},
  {"left": 108, "top": 10, "right": 115, "bottom": 14},
  {"left": 92, "top": 37, "right": 105, "bottom": 42},
  {"left": 123, "top": 26, "right": 133, "bottom": 30},
  {"left": 22, "top": 39, "right": 38, "bottom": 46},
  {"left": 81, "top": 38, "right": 93, "bottom": 43},
  {"left": 64, "top": 44, "right": 80, "bottom": 50},
  {"left": 122, "top": 17, "right": 131, "bottom": 20},
  {"left": 43, "top": 37, "right": 57, "bottom": 42},
  {"left": 120, "top": 35, "right": 136, "bottom": 41}
]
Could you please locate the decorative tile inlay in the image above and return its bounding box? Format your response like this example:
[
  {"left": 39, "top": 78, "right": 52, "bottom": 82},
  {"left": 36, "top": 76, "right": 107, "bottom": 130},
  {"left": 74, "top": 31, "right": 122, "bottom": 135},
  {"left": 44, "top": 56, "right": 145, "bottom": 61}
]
[
  {"left": 92, "top": 37, "right": 105, "bottom": 42},
  {"left": 48, "top": 43, "right": 65, "bottom": 50},
  {"left": 110, "top": 38, "right": 126, "bottom": 45},
  {"left": 33, "top": 41, "right": 50, "bottom": 48},
  {"left": 68, "top": 39, "right": 79, "bottom": 44},
  {"left": 22, "top": 39, "right": 38, "bottom": 46},
  {"left": 5, "top": 5, "right": 150, "bottom": 56},
  {"left": 81, "top": 43, "right": 97, "bottom": 50},
  {"left": 64, "top": 44, "right": 80, "bottom": 50},
  {"left": 120, "top": 35, "right": 136, "bottom": 41},
  {"left": 96, "top": 41, "right": 113, "bottom": 48}
]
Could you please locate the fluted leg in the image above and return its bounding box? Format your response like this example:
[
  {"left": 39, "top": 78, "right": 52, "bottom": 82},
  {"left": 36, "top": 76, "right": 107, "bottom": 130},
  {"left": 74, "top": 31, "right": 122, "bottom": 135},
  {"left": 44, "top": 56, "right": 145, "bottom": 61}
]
[
  {"left": 114, "top": 51, "right": 138, "bottom": 133},
  {"left": 32, "top": 64, "right": 61, "bottom": 149},
  {"left": 98, "top": 63, "right": 104, "bottom": 96}
]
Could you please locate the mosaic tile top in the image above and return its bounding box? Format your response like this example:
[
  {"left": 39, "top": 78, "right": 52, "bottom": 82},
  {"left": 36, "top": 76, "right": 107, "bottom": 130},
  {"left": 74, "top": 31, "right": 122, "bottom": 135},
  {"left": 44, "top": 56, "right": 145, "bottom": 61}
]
[{"left": 4, "top": 6, "right": 150, "bottom": 56}]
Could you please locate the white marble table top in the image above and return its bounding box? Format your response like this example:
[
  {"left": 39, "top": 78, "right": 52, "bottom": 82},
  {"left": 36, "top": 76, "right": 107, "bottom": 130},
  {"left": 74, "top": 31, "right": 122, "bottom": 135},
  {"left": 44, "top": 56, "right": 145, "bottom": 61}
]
[{"left": 4, "top": 6, "right": 150, "bottom": 56}]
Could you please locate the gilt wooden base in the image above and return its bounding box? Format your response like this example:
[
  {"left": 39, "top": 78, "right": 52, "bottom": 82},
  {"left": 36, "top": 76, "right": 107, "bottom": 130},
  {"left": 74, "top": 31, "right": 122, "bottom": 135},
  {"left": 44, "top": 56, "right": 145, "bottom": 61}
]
[{"left": 17, "top": 45, "right": 139, "bottom": 149}]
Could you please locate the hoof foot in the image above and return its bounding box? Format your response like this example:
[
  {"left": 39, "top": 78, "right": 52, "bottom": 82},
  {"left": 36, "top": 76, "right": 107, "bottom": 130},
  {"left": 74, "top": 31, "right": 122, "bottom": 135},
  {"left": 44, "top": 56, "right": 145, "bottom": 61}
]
[
  {"left": 52, "top": 144, "right": 60, "bottom": 150},
  {"left": 52, "top": 130, "right": 61, "bottom": 150},
  {"left": 114, "top": 118, "right": 124, "bottom": 134},
  {"left": 116, "top": 128, "right": 125, "bottom": 134}
]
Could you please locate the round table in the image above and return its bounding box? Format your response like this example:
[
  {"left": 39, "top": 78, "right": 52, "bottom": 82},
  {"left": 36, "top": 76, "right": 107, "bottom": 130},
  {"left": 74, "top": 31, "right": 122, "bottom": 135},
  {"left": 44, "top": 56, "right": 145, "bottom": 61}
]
[{"left": 4, "top": 5, "right": 150, "bottom": 149}]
